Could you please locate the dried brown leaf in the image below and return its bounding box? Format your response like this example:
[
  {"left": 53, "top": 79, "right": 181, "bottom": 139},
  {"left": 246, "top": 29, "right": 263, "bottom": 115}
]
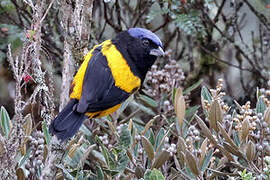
[
  {"left": 156, "top": 131, "right": 170, "bottom": 153},
  {"left": 20, "top": 137, "right": 29, "bottom": 156},
  {"left": 223, "top": 142, "right": 243, "bottom": 158},
  {"left": 168, "top": 167, "right": 180, "bottom": 180},
  {"left": 141, "top": 136, "right": 155, "bottom": 161},
  {"left": 216, "top": 157, "right": 228, "bottom": 169},
  {"left": 195, "top": 115, "right": 217, "bottom": 145},
  {"left": 141, "top": 118, "right": 155, "bottom": 136},
  {"left": 246, "top": 141, "right": 256, "bottom": 161},
  {"left": 209, "top": 99, "right": 223, "bottom": 133},
  {"left": 177, "top": 137, "right": 186, "bottom": 167},
  {"left": 68, "top": 143, "right": 80, "bottom": 158},
  {"left": 128, "top": 119, "right": 133, "bottom": 132},
  {"left": 80, "top": 144, "right": 96, "bottom": 167},
  {"left": 176, "top": 96, "right": 186, "bottom": 130},
  {"left": 152, "top": 150, "right": 170, "bottom": 169},
  {"left": 173, "top": 155, "right": 182, "bottom": 170},
  {"left": 241, "top": 118, "right": 249, "bottom": 142},
  {"left": 67, "top": 137, "right": 77, "bottom": 150},
  {"left": 177, "top": 151, "right": 185, "bottom": 167},
  {"left": 216, "top": 144, "right": 234, "bottom": 161},
  {"left": 174, "top": 87, "right": 183, "bottom": 112},
  {"left": 185, "top": 151, "right": 200, "bottom": 177},
  {"left": 77, "top": 134, "right": 84, "bottom": 145},
  {"left": 177, "top": 137, "right": 187, "bottom": 153},
  {"left": 264, "top": 107, "right": 270, "bottom": 126},
  {"left": 43, "top": 145, "right": 48, "bottom": 164},
  {"left": 23, "top": 114, "right": 32, "bottom": 136},
  {"left": 199, "top": 138, "right": 208, "bottom": 169},
  {"left": 218, "top": 122, "right": 238, "bottom": 150},
  {"left": 131, "top": 128, "right": 138, "bottom": 150},
  {"left": 127, "top": 149, "right": 134, "bottom": 162},
  {"left": 196, "top": 116, "right": 234, "bottom": 161},
  {"left": 107, "top": 121, "right": 117, "bottom": 135},
  {"left": 16, "top": 168, "right": 25, "bottom": 180},
  {"left": 135, "top": 165, "right": 144, "bottom": 179},
  {"left": 56, "top": 169, "right": 64, "bottom": 180}
]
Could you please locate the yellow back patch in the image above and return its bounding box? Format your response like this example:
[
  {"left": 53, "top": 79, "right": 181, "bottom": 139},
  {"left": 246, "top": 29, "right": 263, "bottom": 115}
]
[
  {"left": 70, "top": 39, "right": 141, "bottom": 102},
  {"left": 70, "top": 44, "right": 99, "bottom": 99}
]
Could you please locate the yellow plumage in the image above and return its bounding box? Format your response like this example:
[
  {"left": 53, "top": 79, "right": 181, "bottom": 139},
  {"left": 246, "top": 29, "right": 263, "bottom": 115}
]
[
  {"left": 69, "top": 40, "right": 141, "bottom": 118},
  {"left": 101, "top": 40, "right": 141, "bottom": 93}
]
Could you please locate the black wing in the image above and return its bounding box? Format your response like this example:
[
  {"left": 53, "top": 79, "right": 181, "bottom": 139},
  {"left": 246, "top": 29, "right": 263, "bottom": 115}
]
[{"left": 75, "top": 47, "right": 130, "bottom": 113}]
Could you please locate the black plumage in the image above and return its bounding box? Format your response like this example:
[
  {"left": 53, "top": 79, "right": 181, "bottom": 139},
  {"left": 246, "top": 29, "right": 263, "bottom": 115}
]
[{"left": 49, "top": 28, "right": 164, "bottom": 141}]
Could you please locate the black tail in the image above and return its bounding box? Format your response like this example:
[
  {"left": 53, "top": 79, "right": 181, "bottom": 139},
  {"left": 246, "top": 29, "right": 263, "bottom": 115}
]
[{"left": 49, "top": 99, "right": 86, "bottom": 141}]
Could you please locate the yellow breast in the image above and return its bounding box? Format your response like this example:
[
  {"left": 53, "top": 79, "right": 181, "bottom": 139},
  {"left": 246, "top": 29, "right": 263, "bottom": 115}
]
[{"left": 101, "top": 40, "right": 141, "bottom": 93}]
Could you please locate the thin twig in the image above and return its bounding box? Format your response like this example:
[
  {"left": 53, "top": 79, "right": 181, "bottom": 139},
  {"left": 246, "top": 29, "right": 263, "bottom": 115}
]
[
  {"left": 198, "top": 45, "right": 253, "bottom": 73},
  {"left": 242, "top": 0, "right": 270, "bottom": 31},
  {"left": 40, "top": 0, "right": 55, "bottom": 24}
]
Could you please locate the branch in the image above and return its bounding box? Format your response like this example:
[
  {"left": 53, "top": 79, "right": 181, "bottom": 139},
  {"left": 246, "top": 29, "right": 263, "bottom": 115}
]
[
  {"left": 103, "top": 1, "right": 122, "bottom": 32},
  {"left": 153, "top": 15, "right": 170, "bottom": 32},
  {"left": 132, "top": 1, "right": 152, "bottom": 27},
  {"left": 40, "top": 0, "right": 55, "bottom": 24},
  {"left": 242, "top": 0, "right": 270, "bottom": 31},
  {"left": 213, "top": 0, "right": 226, "bottom": 23},
  {"left": 198, "top": 45, "right": 254, "bottom": 73}
]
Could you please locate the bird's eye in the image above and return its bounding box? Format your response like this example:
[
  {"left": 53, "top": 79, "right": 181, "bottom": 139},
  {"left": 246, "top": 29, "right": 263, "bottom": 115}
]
[{"left": 142, "top": 39, "right": 149, "bottom": 47}]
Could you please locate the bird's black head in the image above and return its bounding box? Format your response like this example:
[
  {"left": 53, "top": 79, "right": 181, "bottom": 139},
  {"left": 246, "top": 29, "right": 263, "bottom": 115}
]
[{"left": 112, "top": 28, "right": 164, "bottom": 81}]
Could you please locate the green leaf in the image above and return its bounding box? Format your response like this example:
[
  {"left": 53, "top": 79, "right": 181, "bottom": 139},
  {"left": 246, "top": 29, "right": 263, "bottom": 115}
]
[
  {"left": 144, "top": 169, "right": 152, "bottom": 180},
  {"left": 175, "top": 10, "right": 205, "bottom": 36},
  {"left": 154, "top": 128, "right": 165, "bottom": 151},
  {"left": 201, "top": 149, "right": 213, "bottom": 172},
  {"left": 80, "top": 124, "right": 92, "bottom": 137},
  {"left": 257, "top": 88, "right": 262, "bottom": 99},
  {"left": 146, "top": 9, "right": 163, "bottom": 23},
  {"left": 185, "top": 166, "right": 197, "bottom": 180},
  {"left": 201, "top": 86, "right": 212, "bottom": 116},
  {"left": 201, "top": 86, "right": 212, "bottom": 104},
  {"left": 256, "top": 97, "right": 266, "bottom": 114},
  {"left": 115, "top": 149, "right": 129, "bottom": 175},
  {"left": 149, "top": 169, "right": 165, "bottom": 180},
  {"left": 90, "top": 150, "right": 106, "bottom": 166},
  {"left": 96, "top": 136, "right": 115, "bottom": 169},
  {"left": 185, "top": 105, "right": 200, "bottom": 120},
  {"left": 0, "top": 24, "right": 23, "bottom": 49},
  {"left": 118, "top": 94, "right": 134, "bottom": 115},
  {"left": 42, "top": 121, "right": 51, "bottom": 144},
  {"left": 131, "top": 101, "right": 155, "bottom": 115},
  {"left": 183, "top": 79, "right": 203, "bottom": 95},
  {"left": 65, "top": 145, "right": 84, "bottom": 168},
  {"left": 103, "top": 169, "right": 119, "bottom": 177},
  {"left": 56, "top": 164, "right": 75, "bottom": 180},
  {"left": 96, "top": 165, "right": 104, "bottom": 180},
  {"left": 149, "top": 129, "right": 155, "bottom": 146},
  {"left": 19, "top": 147, "right": 31, "bottom": 167},
  {"left": 119, "top": 125, "right": 131, "bottom": 149},
  {"left": 233, "top": 132, "right": 240, "bottom": 147},
  {"left": 1, "top": 106, "right": 11, "bottom": 138},
  {"left": 0, "top": 0, "right": 15, "bottom": 13},
  {"left": 138, "top": 94, "right": 158, "bottom": 108}
]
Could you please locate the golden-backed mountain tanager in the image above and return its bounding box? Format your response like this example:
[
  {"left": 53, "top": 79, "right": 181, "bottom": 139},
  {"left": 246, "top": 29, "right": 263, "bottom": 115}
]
[{"left": 49, "top": 28, "right": 164, "bottom": 141}]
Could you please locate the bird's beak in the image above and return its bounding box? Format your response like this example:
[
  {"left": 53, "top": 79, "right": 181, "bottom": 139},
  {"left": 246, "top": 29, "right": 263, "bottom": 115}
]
[{"left": 149, "top": 46, "right": 165, "bottom": 57}]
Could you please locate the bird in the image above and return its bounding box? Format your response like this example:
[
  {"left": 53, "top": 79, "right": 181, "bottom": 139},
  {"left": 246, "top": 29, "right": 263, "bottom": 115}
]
[{"left": 49, "top": 28, "right": 164, "bottom": 141}]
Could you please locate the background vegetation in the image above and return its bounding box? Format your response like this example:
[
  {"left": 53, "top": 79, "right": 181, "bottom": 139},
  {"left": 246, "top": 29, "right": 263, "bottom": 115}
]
[{"left": 0, "top": 0, "right": 270, "bottom": 179}]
